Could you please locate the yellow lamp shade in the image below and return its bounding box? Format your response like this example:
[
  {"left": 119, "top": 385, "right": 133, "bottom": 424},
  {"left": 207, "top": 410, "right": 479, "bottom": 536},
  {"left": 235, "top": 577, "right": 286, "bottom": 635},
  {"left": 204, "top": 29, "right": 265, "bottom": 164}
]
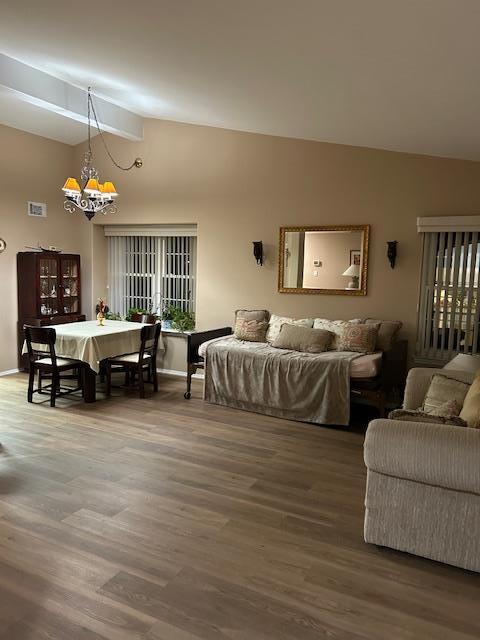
[
  {"left": 62, "top": 177, "right": 81, "bottom": 192},
  {"left": 102, "top": 181, "right": 118, "bottom": 197},
  {"left": 84, "top": 178, "right": 101, "bottom": 194}
]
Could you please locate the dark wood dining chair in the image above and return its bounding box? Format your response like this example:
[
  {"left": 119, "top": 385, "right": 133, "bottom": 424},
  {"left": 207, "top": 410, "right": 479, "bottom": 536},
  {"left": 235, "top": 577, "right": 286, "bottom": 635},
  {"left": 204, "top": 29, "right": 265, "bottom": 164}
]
[
  {"left": 106, "top": 323, "right": 162, "bottom": 398},
  {"left": 131, "top": 313, "right": 157, "bottom": 324},
  {"left": 24, "top": 325, "right": 83, "bottom": 407}
]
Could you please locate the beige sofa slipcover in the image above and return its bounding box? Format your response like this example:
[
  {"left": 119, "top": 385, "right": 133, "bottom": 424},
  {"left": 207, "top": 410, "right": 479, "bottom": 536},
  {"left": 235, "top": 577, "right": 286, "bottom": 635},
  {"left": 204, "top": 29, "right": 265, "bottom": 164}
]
[{"left": 364, "top": 367, "right": 480, "bottom": 572}]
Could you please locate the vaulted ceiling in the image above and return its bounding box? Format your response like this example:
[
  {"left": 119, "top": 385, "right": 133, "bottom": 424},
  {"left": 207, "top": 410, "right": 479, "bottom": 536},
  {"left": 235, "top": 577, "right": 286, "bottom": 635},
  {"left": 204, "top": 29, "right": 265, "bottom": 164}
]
[{"left": 1, "top": 0, "right": 480, "bottom": 160}]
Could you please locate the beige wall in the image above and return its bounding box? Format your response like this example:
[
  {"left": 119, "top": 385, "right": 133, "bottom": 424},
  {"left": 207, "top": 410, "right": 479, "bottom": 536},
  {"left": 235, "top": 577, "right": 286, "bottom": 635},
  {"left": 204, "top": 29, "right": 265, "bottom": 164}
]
[
  {"left": 0, "top": 124, "right": 90, "bottom": 373},
  {"left": 77, "top": 118, "right": 480, "bottom": 361},
  {"left": 4, "top": 118, "right": 480, "bottom": 372},
  {"left": 302, "top": 231, "right": 362, "bottom": 289}
]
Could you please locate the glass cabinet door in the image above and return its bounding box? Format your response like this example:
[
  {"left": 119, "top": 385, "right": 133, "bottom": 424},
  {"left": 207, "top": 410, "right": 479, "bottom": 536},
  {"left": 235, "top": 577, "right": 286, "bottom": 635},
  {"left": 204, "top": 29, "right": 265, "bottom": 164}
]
[
  {"left": 60, "top": 256, "right": 80, "bottom": 314},
  {"left": 39, "top": 257, "right": 60, "bottom": 316}
]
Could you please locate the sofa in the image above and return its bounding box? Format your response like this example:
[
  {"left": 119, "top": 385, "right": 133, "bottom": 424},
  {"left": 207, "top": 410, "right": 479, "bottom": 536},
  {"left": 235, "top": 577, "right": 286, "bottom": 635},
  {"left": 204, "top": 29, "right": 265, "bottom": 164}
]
[
  {"left": 364, "top": 367, "right": 480, "bottom": 572},
  {"left": 184, "top": 312, "right": 407, "bottom": 426}
]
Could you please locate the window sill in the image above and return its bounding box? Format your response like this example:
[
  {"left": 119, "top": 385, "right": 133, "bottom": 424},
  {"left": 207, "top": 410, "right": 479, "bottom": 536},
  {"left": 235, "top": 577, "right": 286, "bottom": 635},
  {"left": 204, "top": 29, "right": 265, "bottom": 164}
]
[{"left": 162, "top": 328, "right": 195, "bottom": 337}]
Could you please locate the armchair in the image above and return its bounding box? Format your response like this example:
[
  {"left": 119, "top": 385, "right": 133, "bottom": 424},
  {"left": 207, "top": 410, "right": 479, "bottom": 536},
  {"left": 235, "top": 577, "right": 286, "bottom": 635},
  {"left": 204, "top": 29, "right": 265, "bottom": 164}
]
[{"left": 364, "top": 367, "right": 480, "bottom": 572}]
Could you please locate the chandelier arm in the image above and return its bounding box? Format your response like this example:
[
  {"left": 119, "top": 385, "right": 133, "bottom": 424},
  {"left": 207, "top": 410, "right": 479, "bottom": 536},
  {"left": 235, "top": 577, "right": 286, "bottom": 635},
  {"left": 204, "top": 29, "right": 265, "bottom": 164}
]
[{"left": 88, "top": 91, "right": 139, "bottom": 171}]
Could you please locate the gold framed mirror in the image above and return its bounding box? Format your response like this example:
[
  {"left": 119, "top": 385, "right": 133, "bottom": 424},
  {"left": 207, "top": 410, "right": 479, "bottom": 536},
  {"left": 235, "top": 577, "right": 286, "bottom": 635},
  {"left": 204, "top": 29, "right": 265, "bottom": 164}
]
[{"left": 278, "top": 225, "right": 370, "bottom": 295}]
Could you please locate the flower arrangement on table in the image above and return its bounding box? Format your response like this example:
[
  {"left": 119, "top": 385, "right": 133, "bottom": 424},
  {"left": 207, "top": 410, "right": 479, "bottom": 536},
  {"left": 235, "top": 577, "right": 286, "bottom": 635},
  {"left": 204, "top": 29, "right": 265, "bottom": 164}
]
[{"left": 95, "top": 298, "right": 110, "bottom": 326}]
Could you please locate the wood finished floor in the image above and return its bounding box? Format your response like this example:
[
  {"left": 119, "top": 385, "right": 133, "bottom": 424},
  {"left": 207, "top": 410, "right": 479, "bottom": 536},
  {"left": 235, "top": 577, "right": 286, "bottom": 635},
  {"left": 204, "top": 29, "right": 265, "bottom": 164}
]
[{"left": 0, "top": 373, "right": 479, "bottom": 640}]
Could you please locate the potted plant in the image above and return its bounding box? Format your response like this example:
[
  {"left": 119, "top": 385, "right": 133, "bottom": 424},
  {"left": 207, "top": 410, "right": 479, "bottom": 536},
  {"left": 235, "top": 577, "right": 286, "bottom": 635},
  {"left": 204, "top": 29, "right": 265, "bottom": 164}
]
[
  {"left": 126, "top": 306, "right": 148, "bottom": 322},
  {"left": 171, "top": 309, "right": 195, "bottom": 332},
  {"left": 161, "top": 304, "right": 178, "bottom": 330},
  {"left": 105, "top": 311, "right": 122, "bottom": 321}
]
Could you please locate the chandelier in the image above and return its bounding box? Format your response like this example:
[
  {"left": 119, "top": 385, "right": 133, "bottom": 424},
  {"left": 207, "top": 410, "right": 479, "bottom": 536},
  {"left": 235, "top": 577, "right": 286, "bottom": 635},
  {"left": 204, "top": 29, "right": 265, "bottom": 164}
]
[{"left": 62, "top": 87, "right": 142, "bottom": 221}]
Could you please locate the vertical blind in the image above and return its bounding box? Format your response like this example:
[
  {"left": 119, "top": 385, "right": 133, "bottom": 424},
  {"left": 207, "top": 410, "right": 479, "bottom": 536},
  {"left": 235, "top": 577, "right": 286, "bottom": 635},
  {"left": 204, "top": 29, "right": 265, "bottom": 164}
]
[
  {"left": 107, "top": 235, "right": 196, "bottom": 317},
  {"left": 416, "top": 231, "right": 480, "bottom": 364}
]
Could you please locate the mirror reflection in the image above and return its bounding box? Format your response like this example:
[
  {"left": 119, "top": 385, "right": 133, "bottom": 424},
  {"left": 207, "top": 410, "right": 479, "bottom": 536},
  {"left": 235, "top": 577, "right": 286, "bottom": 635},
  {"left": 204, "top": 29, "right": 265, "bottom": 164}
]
[{"left": 279, "top": 225, "right": 369, "bottom": 295}]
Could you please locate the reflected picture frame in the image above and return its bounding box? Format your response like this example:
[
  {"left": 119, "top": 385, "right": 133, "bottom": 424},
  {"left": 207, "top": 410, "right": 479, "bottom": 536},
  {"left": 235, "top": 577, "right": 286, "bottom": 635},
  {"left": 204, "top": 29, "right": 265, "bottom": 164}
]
[{"left": 350, "top": 249, "right": 361, "bottom": 267}]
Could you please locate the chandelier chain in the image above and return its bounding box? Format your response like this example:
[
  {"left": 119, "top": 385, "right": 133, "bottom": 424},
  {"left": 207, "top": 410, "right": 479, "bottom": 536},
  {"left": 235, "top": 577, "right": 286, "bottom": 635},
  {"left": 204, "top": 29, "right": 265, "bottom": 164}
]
[{"left": 87, "top": 87, "right": 138, "bottom": 172}]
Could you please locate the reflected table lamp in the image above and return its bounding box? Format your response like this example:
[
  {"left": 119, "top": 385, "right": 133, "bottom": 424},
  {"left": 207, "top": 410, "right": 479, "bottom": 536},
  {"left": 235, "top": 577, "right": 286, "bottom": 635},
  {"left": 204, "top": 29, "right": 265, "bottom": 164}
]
[{"left": 342, "top": 263, "right": 360, "bottom": 289}]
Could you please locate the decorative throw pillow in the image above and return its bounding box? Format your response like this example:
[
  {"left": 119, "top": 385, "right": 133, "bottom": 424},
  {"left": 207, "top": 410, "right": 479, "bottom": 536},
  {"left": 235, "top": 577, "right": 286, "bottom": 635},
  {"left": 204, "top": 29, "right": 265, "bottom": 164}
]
[
  {"left": 459, "top": 374, "right": 480, "bottom": 428},
  {"left": 272, "top": 324, "right": 332, "bottom": 354},
  {"left": 235, "top": 309, "right": 270, "bottom": 323},
  {"left": 422, "top": 374, "right": 470, "bottom": 415},
  {"left": 428, "top": 399, "right": 462, "bottom": 418},
  {"left": 266, "top": 314, "right": 313, "bottom": 343},
  {"left": 350, "top": 318, "right": 402, "bottom": 351},
  {"left": 337, "top": 323, "right": 378, "bottom": 353},
  {"left": 313, "top": 319, "right": 350, "bottom": 350},
  {"left": 234, "top": 318, "right": 268, "bottom": 342},
  {"left": 388, "top": 409, "right": 468, "bottom": 428}
]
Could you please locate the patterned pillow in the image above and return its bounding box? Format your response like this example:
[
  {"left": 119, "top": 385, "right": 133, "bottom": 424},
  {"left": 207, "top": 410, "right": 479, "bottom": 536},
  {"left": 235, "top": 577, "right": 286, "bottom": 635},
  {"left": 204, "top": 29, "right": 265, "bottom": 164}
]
[
  {"left": 337, "top": 323, "right": 378, "bottom": 353},
  {"left": 313, "top": 319, "right": 350, "bottom": 350},
  {"left": 266, "top": 314, "right": 313, "bottom": 343},
  {"left": 429, "top": 399, "right": 462, "bottom": 418},
  {"left": 234, "top": 318, "right": 268, "bottom": 342},
  {"left": 235, "top": 309, "right": 270, "bottom": 323},
  {"left": 423, "top": 374, "right": 470, "bottom": 415}
]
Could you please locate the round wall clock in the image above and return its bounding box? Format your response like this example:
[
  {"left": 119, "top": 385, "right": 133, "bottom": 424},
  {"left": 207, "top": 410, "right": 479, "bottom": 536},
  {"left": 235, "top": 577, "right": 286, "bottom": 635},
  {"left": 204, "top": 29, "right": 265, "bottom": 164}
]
[{"left": 0, "top": 238, "right": 6, "bottom": 253}]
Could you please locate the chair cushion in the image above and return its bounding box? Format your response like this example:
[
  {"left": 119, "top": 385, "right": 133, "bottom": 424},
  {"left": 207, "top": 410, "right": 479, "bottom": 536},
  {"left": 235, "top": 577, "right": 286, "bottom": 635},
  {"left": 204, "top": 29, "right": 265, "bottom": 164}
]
[
  {"left": 36, "top": 357, "right": 78, "bottom": 367},
  {"left": 112, "top": 352, "right": 152, "bottom": 364}
]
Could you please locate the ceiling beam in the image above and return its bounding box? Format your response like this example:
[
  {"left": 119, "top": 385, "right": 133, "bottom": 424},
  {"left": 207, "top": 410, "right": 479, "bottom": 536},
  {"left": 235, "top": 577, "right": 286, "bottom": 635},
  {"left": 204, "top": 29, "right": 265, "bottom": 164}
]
[{"left": 0, "top": 53, "right": 143, "bottom": 141}]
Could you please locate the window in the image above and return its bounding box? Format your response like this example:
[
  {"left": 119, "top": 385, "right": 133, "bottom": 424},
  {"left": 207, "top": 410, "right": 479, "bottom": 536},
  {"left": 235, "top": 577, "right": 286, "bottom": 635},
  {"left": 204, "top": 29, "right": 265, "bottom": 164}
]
[
  {"left": 107, "top": 228, "right": 196, "bottom": 318},
  {"left": 416, "top": 229, "right": 480, "bottom": 365}
]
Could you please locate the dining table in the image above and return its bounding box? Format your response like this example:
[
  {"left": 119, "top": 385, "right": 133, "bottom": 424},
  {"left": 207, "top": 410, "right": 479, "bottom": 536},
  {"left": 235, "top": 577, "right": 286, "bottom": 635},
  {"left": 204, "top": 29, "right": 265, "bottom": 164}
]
[{"left": 23, "top": 319, "right": 152, "bottom": 402}]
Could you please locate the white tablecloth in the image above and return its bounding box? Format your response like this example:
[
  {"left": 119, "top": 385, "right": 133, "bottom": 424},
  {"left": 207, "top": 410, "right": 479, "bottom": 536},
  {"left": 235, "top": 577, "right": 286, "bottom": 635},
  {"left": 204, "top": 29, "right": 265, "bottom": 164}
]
[{"left": 23, "top": 320, "right": 162, "bottom": 373}]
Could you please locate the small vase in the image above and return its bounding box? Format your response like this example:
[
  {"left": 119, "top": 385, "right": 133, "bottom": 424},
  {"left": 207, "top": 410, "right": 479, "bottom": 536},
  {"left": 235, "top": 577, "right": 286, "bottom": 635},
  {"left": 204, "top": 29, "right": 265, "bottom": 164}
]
[{"left": 97, "top": 312, "right": 105, "bottom": 326}]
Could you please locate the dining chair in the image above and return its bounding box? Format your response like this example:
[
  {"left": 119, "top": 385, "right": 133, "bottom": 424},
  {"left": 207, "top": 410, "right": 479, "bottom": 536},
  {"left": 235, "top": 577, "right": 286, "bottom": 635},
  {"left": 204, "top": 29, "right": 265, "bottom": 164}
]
[
  {"left": 106, "top": 322, "right": 162, "bottom": 398},
  {"left": 131, "top": 312, "right": 157, "bottom": 324},
  {"left": 24, "top": 325, "right": 83, "bottom": 407}
]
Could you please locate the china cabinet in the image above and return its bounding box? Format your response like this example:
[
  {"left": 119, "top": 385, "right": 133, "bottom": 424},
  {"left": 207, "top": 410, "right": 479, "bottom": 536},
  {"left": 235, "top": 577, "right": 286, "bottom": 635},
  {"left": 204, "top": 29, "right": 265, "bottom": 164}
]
[{"left": 17, "top": 251, "right": 85, "bottom": 369}]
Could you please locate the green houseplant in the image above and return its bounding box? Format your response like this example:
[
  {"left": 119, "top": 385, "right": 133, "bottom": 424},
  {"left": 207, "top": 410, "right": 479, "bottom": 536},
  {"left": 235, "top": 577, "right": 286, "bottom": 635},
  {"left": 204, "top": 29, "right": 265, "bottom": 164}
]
[
  {"left": 160, "top": 304, "right": 178, "bottom": 329},
  {"left": 171, "top": 309, "right": 195, "bottom": 332},
  {"left": 126, "top": 306, "right": 148, "bottom": 321}
]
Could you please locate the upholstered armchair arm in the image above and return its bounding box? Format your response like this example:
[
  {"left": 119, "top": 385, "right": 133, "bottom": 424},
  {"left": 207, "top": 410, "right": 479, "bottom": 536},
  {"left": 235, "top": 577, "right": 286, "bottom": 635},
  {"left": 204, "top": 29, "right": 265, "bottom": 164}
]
[
  {"left": 403, "top": 367, "right": 474, "bottom": 410},
  {"left": 364, "top": 418, "right": 480, "bottom": 495}
]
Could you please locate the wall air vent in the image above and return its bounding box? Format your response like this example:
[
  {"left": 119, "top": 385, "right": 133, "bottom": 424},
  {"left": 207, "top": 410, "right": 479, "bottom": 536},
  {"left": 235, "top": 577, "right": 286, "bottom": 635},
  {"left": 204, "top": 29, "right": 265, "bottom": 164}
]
[{"left": 28, "top": 202, "right": 47, "bottom": 218}]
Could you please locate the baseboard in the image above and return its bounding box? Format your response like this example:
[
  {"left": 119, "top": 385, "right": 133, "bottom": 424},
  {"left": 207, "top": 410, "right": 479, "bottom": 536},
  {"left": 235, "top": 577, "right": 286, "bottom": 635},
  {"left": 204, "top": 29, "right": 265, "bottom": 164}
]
[
  {"left": 0, "top": 368, "right": 20, "bottom": 377},
  {"left": 157, "top": 368, "right": 204, "bottom": 380},
  {"left": 0, "top": 367, "right": 203, "bottom": 380}
]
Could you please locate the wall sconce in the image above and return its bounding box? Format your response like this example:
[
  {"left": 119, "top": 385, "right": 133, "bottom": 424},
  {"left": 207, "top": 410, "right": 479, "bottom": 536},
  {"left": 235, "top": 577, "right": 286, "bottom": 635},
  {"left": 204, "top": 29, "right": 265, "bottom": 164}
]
[
  {"left": 253, "top": 241, "right": 263, "bottom": 266},
  {"left": 387, "top": 241, "right": 397, "bottom": 269}
]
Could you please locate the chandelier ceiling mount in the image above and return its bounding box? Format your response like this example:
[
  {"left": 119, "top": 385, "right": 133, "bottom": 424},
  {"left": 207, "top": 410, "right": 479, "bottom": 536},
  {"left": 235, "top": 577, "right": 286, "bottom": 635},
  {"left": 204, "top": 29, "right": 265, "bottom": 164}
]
[{"left": 62, "top": 87, "right": 142, "bottom": 221}]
